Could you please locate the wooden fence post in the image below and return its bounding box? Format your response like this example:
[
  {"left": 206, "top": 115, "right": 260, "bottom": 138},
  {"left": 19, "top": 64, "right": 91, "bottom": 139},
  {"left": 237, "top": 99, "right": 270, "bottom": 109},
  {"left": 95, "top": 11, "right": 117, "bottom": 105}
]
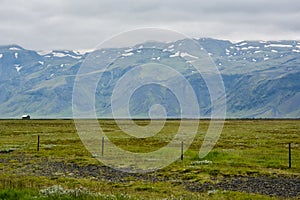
[
  {"left": 288, "top": 143, "right": 291, "bottom": 168},
  {"left": 181, "top": 141, "right": 184, "bottom": 160},
  {"left": 37, "top": 135, "right": 40, "bottom": 152},
  {"left": 102, "top": 136, "right": 104, "bottom": 156}
]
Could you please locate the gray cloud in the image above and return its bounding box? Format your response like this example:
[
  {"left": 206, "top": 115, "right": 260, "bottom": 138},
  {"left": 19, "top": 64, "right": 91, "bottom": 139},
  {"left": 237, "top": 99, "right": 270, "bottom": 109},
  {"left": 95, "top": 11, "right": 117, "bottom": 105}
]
[{"left": 0, "top": 0, "right": 299, "bottom": 50}]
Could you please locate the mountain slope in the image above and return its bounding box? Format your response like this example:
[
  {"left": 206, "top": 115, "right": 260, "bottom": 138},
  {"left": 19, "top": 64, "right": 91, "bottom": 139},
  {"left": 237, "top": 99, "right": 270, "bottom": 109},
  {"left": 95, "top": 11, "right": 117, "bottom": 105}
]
[{"left": 0, "top": 39, "right": 299, "bottom": 118}]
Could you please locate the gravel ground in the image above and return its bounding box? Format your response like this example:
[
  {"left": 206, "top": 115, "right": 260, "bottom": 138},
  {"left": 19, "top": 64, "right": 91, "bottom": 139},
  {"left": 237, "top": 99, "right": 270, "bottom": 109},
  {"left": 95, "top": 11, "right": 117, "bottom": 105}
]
[
  {"left": 1, "top": 155, "right": 300, "bottom": 198},
  {"left": 37, "top": 161, "right": 168, "bottom": 183},
  {"left": 185, "top": 175, "right": 300, "bottom": 198}
]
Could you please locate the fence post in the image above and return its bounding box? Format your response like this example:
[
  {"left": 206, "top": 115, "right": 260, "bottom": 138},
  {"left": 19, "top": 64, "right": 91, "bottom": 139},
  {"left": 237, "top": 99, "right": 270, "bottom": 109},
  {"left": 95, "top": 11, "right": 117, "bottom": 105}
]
[
  {"left": 288, "top": 143, "right": 291, "bottom": 168},
  {"left": 102, "top": 136, "right": 104, "bottom": 156},
  {"left": 37, "top": 135, "right": 40, "bottom": 152},
  {"left": 181, "top": 141, "right": 184, "bottom": 160}
]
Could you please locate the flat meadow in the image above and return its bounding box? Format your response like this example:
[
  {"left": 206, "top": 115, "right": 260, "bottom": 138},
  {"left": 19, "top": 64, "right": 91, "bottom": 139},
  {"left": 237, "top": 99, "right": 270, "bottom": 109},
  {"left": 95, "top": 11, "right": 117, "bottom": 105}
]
[{"left": 0, "top": 119, "right": 299, "bottom": 199}]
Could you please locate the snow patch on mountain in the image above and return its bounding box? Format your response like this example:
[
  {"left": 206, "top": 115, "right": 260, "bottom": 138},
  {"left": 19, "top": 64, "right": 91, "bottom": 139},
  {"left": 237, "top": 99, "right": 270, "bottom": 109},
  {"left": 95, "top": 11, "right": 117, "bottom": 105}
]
[
  {"left": 292, "top": 49, "right": 300, "bottom": 53},
  {"left": 122, "top": 52, "right": 134, "bottom": 57},
  {"left": 52, "top": 51, "right": 82, "bottom": 59},
  {"left": 52, "top": 52, "right": 66, "bottom": 58},
  {"left": 9, "top": 47, "right": 21, "bottom": 51},
  {"left": 180, "top": 52, "right": 199, "bottom": 59},
  {"left": 265, "top": 44, "right": 293, "bottom": 48},
  {"left": 169, "top": 51, "right": 180, "bottom": 57},
  {"left": 73, "top": 49, "right": 93, "bottom": 55},
  {"left": 151, "top": 57, "right": 160, "bottom": 60},
  {"left": 236, "top": 42, "right": 247, "bottom": 46},
  {"left": 14, "top": 64, "right": 22, "bottom": 72},
  {"left": 124, "top": 48, "right": 133, "bottom": 53},
  {"left": 37, "top": 50, "right": 52, "bottom": 56}
]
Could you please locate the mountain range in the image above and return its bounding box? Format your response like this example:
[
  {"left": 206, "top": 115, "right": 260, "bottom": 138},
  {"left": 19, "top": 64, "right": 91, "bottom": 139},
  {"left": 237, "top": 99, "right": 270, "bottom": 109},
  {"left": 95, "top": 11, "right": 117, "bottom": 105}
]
[{"left": 0, "top": 38, "right": 300, "bottom": 118}]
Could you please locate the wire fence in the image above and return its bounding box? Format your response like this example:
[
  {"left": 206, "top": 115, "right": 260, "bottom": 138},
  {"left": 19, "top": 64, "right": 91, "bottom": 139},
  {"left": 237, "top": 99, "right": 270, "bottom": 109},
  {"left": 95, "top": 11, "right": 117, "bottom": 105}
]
[{"left": 219, "top": 142, "right": 300, "bottom": 169}]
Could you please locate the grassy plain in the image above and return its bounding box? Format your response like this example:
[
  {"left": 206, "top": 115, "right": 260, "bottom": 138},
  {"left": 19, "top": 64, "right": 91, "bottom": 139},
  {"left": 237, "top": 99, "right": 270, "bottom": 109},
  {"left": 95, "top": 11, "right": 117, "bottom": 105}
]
[{"left": 0, "top": 119, "right": 299, "bottom": 199}]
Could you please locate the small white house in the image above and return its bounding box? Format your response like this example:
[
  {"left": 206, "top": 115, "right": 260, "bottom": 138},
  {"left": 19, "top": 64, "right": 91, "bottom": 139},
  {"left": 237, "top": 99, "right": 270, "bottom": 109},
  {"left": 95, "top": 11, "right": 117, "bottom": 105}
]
[{"left": 22, "top": 114, "right": 30, "bottom": 119}]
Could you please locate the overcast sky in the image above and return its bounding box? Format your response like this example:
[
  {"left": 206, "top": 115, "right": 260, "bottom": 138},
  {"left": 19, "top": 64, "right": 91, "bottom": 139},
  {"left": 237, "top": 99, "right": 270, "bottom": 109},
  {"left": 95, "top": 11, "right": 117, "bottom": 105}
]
[{"left": 1, "top": 0, "right": 300, "bottom": 50}]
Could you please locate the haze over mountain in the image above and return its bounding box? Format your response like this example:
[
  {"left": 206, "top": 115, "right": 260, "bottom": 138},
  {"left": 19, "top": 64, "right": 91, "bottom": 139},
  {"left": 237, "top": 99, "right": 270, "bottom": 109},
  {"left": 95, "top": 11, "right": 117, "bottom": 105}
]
[{"left": 0, "top": 38, "right": 299, "bottom": 118}]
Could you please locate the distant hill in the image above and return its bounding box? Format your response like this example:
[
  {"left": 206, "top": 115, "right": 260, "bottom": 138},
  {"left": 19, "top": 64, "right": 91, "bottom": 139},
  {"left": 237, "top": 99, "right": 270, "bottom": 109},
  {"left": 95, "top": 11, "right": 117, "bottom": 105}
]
[{"left": 0, "top": 38, "right": 300, "bottom": 118}]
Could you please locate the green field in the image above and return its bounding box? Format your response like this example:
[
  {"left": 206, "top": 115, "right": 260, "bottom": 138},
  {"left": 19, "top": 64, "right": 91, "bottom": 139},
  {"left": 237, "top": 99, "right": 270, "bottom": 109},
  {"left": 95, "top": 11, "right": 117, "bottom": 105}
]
[{"left": 0, "top": 119, "right": 299, "bottom": 199}]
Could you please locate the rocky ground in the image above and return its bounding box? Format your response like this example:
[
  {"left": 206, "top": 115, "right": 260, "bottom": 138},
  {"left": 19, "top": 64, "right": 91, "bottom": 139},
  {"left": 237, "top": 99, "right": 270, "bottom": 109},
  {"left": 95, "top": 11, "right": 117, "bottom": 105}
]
[
  {"left": 185, "top": 175, "right": 300, "bottom": 198},
  {"left": 1, "top": 155, "right": 300, "bottom": 198}
]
